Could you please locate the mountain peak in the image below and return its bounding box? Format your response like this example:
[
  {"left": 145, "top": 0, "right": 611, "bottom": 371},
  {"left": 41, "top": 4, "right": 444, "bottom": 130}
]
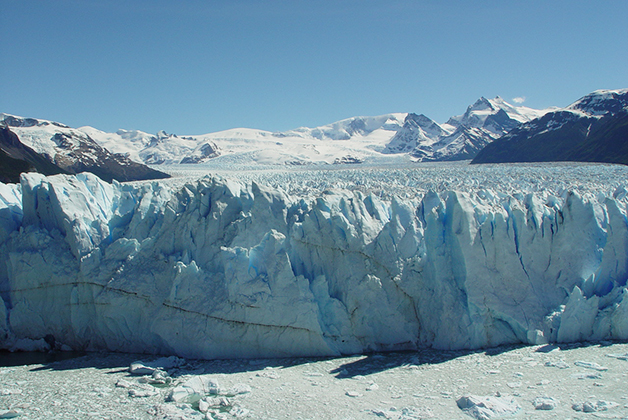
[
  {"left": 473, "top": 88, "right": 628, "bottom": 166},
  {"left": 567, "top": 89, "right": 628, "bottom": 116},
  {"left": 469, "top": 97, "right": 496, "bottom": 112}
]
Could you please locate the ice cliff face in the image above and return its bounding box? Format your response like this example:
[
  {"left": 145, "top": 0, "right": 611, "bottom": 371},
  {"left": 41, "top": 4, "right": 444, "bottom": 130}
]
[{"left": 1, "top": 170, "right": 628, "bottom": 359}]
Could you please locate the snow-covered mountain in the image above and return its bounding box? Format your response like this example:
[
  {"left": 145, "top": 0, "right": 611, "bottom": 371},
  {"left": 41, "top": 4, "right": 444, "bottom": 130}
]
[
  {"left": 473, "top": 89, "right": 628, "bottom": 165},
  {"left": 385, "top": 96, "right": 550, "bottom": 161},
  {"left": 279, "top": 113, "right": 407, "bottom": 141},
  {"left": 567, "top": 88, "right": 628, "bottom": 116},
  {"left": 2, "top": 164, "right": 628, "bottom": 358},
  {"left": 0, "top": 127, "right": 69, "bottom": 183},
  {"left": 0, "top": 114, "right": 170, "bottom": 182},
  {"left": 2, "top": 96, "right": 550, "bottom": 169},
  {"left": 94, "top": 99, "right": 546, "bottom": 165},
  {"left": 382, "top": 113, "right": 449, "bottom": 154},
  {"left": 80, "top": 113, "right": 409, "bottom": 166}
]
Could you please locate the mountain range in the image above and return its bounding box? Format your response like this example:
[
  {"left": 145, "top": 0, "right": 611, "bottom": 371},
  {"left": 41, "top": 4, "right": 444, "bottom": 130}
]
[
  {"left": 384, "top": 96, "right": 548, "bottom": 161},
  {"left": 0, "top": 96, "right": 551, "bottom": 173},
  {"left": 78, "top": 97, "right": 551, "bottom": 165},
  {"left": 0, "top": 115, "right": 170, "bottom": 183},
  {"left": 2, "top": 89, "right": 627, "bottom": 183},
  {"left": 472, "top": 89, "right": 628, "bottom": 165}
]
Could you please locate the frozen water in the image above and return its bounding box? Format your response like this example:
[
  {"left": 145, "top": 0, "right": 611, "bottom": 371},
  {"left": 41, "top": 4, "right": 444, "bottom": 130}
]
[
  {"left": 456, "top": 394, "right": 520, "bottom": 419},
  {"left": 573, "top": 361, "right": 608, "bottom": 371},
  {"left": 167, "top": 376, "right": 222, "bottom": 403},
  {"left": 1, "top": 342, "right": 628, "bottom": 419},
  {"left": 572, "top": 399, "right": 619, "bottom": 412},
  {"left": 532, "top": 397, "right": 558, "bottom": 410},
  {"left": 1, "top": 162, "right": 628, "bottom": 358}
]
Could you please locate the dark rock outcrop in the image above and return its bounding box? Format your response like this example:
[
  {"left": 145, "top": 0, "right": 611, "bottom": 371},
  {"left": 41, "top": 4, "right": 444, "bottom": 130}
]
[{"left": 0, "top": 127, "right": 68, "bottom": 183}]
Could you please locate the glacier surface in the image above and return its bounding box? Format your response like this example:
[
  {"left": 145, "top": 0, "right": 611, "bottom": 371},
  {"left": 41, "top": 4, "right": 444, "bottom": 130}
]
[{"left": 1, "top": 163, "right": 628, "bottom": 358}]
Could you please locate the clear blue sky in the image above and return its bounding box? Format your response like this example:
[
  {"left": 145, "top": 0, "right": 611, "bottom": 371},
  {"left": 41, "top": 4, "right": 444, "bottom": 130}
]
[{"left": 1, "top": 0, "right": 627, "bottom": 135}]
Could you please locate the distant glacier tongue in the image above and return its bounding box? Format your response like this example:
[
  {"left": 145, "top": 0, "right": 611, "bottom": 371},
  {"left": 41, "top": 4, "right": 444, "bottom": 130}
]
[{"left": 1, "top": 169, "right": 628, "bottom": 358}]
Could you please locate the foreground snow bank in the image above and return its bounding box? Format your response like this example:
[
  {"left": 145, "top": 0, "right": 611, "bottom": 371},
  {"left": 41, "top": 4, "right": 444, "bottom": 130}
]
[{"left": 1, "top": 166, "right": 628, "bottom": 358}]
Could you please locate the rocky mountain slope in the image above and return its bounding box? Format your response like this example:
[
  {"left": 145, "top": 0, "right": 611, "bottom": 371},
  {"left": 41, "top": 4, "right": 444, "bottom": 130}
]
[
  {"left": 472, "top": 89, "right": 628, "bottom": 165},
  {"left": 1, "top": 114, "right": 170, "bottom": 183},
  {"left": 387, "top": 97, "right": 549, "bottom": 161},
  {"left": 0, "top": 127, "right": 69, "bottom": 183}
]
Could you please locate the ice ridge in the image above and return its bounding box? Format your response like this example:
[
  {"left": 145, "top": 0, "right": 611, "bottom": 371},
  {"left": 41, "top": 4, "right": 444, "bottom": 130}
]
[{"left": 1, "top": 172, "right": 628, "bottom": 358}]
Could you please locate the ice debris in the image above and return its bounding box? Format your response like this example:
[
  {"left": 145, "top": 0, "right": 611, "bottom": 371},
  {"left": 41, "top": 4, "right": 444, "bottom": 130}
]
[
  {"left": 370, "top": 406, "right": 434, "bottom": 419},
  {"left": 345, "top": 390, "right": 363, "bottom": 398},
  {"left": 129, "top": 362, "right": 156, "bottom": 376},
  {"left": 167, "top": 376, "right": 222, "bottom": 403},
  {"left": 128, "top": 386, "right": 158, "bottom": 398},
  {"left": 544, "top": 360, "right": 570, "bottom": 369},
  {"left": 255, "top": 368, "right": 280, "bottom": 379},
  {"left": 456, "top": 394, "right": 520, "bottom": 420},
  {"left": 0, "top": 410, "right": 21, "bottom": 419},
  {"left": 138, "top": 370, "right": 172, "bottom": 386},
  {"left": 572, "top": 400, "right": 619, "bottom": 412},
  {"left": 129, "top": 356, "right": 185, "bottom": 375},
  {"left": 607, "top": 352, "right": 628, "bottom": 360},
  {"left": 366, "top": 382, "right": 380, "bottom": 391},
  {"left": 148, "top": 403, "right": 205, "bottom": 419},
  {"left": 532, "top": 397, "right": 558, "bottom": 410},
  {"left": 574, "top": 361, "right": 608, "bottom": 371},
  {"left": 229, "top": 383, "right": 252, "bottom": 395},
  {"left": 0, "top": 389, "right": 22, "bottom": 396},
  {"left": 571, "top": 372, "right": 603, "bottom": 380},
  {"left": 115, "top": 379, "right": 133, "bottom": 388}
]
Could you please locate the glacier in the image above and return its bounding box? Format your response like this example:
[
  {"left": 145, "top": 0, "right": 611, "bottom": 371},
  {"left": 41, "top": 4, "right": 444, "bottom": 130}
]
[{"left": 1, "top": 163, "right": 628, "bottom": 359}]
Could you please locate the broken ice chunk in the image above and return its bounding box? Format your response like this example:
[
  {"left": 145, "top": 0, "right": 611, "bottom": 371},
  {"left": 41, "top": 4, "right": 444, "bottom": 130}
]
[
  {"left": 167, "top": 375, "right": 222, "bottom": 403},
  {"left": 0, "top": 410, "right": 21, "bottom": 419},
  {"left": 544, "top": 360, "right": 570, "bottom": 369},
  {"left": 532, "top": 397, "right": 558, "bottom": 410},
  {"left": 456, "top": 394, "right": 520, "bottom": 419},
  {"left": 129, "top": 356, "right": 186, "bottom": 375},
  {"left": 574, "top": 361, "right": 608, "bottom": 371},
  {"left": 606, "top": 352, "right": 628, "bottom": 360},
  {"left": 129, "top": 362, "right": 156, "bottom": 376},
  {"left": 572, "top": 400, "right": 618, "bottom": 412},
  {"left": 229, "top": 383, "right": 252, "bottom": 395}
]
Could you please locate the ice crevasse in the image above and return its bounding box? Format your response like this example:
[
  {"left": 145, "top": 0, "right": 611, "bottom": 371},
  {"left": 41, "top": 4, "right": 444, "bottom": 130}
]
[{"left": 0, "top": 172, "right": 627, "bottom": 358}]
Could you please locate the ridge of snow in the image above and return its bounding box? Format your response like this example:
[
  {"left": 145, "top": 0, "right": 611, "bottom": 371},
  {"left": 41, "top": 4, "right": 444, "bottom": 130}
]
[
  {"left": 566, "top": 89, "right": 628, "bottom": 116},
  {"left": 447, "top": 96, "right": 550, "bottom": 129}
]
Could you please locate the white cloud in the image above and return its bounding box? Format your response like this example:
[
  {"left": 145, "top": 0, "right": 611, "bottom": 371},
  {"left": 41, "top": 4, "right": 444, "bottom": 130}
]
[{"left": 512, "top": 96, "right": 526, "bottom": 104}]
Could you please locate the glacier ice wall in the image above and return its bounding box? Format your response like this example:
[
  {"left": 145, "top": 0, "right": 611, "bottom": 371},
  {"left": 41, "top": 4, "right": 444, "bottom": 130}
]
[{"left": 1, "top": 171, "right": 628, "bottom": 358}]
